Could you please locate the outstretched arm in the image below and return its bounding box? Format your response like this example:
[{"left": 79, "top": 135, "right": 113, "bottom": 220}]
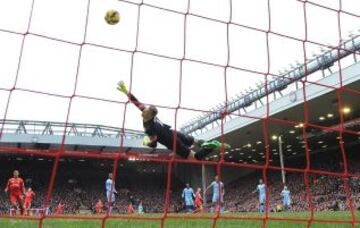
[
  {"left": 117, "top": 81, "right": 145, "bottom": 111},
  {"left": 204, "top": 182, "right": 213, "bottom": 193},
  {"left": 252, "top": 187, "right": 258, "bottom": 194},
  {"left": 4, "top": 180, "right": 10, "bottom": 193}
]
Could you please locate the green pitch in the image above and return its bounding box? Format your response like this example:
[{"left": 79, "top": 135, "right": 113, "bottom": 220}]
[{"left": 1, "top": 212, "right": 358, "bottom": 228}]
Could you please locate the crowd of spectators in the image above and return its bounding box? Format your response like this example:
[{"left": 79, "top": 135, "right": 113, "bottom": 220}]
[
  {"left": 0, "top": 159, "right": 183, "bottom": 214},
  {"left": 224, "top": 151, "right": 360, "bottom": 212}
]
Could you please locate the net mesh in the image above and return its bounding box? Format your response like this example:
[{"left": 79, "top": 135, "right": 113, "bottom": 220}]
[{"left": 0, "top": 0, "right": 359, "bottom": 227}]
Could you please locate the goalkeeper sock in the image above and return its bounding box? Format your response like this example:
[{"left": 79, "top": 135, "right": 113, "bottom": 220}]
[{"left": 194, "top": 148, "right": 213, "bottom": 160}]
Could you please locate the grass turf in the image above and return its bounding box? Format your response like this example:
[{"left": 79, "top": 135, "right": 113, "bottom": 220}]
[{"left": 0, "top": 212, "right": 359, "bottom": 228}]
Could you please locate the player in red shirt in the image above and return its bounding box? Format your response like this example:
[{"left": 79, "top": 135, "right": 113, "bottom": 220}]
[
  {"left": 4, "top": 170, "right": 25, "bottom": 215},
  {"left": 56, "top": 202, "right": 65, "bottom": 215},
  {"left": 127, "top": 203, "right": 134, "bottom": 214},
  {"left": 194, "top": 188, "right": 203, "bottom": 213},
  {"left": 23, "top": 187, "right": 36, "bottom": 216},
  {"left": 95, "top": 199, "right": 103, "bottom": 214}
]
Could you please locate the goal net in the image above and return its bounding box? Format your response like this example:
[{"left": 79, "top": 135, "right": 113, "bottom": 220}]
[{"left": 0, "top": 0, "right": 359, "bottom": 228}]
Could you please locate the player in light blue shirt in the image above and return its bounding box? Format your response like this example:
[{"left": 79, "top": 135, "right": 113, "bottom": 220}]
[
  {"left": 105, "top": 173, "right": 118, "bottom": 213},
  {"left": 182, "top": 183, "right": 195, "bottom": 212},
  {"left": 252, "top": 179, "right": 266, "bottom": 212},
  {"left": 138, "top": 200, "right": 144, "bottom": 214},
  {"left": 205, "top": 175, "right": 225, "bottom": 213},
  {"left": 281, "top": 186, "right": 291, "bottom": 211}
]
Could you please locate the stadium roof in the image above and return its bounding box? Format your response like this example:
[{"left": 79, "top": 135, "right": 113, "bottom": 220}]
[
  {"left": 0, "top": 120, "right": 169, "bottom": 157},
  {"left": 200, "top": 61, "right": 360, "bottom": 165},
  {"left": 180, "top": 34, "right": 360, "bottom": 135}
]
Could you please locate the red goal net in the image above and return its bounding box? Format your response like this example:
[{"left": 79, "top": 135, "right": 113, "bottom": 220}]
[{"left": 0, "top": 0, "right": 359, "bottom": 228}]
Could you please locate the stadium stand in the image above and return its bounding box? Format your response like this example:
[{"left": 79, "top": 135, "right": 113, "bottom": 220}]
[{"left": 1, "top": 148, "right": 359, "bottom": 215}]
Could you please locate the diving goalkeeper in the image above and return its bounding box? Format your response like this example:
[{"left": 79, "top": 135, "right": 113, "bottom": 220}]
[{"left": 117, "top": 81, "right": 229, "bottom": 160}]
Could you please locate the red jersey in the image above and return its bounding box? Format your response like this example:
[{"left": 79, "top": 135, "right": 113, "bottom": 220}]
[
  {"left": 56, "top": 204, "right": 64, "bottom": 214},
  {"left": 96, "top": 201, "right": 103, "bottom": 213},
  {"left": 5, "top": 177, "right": 25, "bottom": 196},
  {"left": 195, "top": 192, "right": 203, "bottom": 205},
  {"left": 24, "top": 191, "right": 35, "bottom": 203},
  {"left": 128, "top": 204, "right": 134, "bottom": 214}
]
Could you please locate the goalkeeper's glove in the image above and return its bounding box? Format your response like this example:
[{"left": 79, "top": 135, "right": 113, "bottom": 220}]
[
  {"left": 142, "top": 136, "right": 150, "bottom": 146},
  {"left": 117, "top": 81, "right": 129, "bottom": 95}
]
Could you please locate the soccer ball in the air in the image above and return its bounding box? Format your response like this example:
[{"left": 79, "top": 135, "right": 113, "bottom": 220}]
[{"left": 105, "top": 10, "right": 120, "bottom": 25}]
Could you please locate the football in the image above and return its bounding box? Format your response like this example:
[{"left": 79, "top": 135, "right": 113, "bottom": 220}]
[{"left": 105, "top": 10, "right": 120, "bottom": 25}]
